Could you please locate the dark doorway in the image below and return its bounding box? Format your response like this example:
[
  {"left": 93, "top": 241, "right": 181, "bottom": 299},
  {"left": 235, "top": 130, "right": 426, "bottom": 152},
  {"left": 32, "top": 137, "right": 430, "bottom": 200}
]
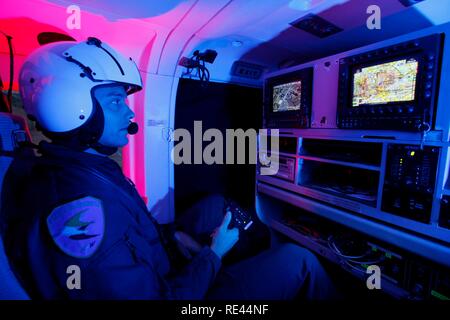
[{"left": 174, "top": 79, "right": 263, "bottom": 215}]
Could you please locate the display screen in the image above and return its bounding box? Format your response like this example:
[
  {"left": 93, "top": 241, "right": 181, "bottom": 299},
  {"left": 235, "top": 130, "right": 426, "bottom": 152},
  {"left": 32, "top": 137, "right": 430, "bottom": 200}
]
[
  {"left": 272, "top": 80, "right": 302, "bottom": 112},
  {"left": 352, "top": 58, "right": 419, "bottom": 107}
]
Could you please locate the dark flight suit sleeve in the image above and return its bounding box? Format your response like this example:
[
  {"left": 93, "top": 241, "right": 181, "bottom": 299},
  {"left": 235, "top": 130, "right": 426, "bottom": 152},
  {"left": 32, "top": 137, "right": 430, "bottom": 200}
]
[
  {"left": 61, "top": 235, "right": 222, "bottom": 300},
  {"left": 164, "top": 246, "right": 222, "bottom": 299},
  {"left": 39, "top": 201, "right": 222, "bottom": 300},
  {"left": 85, "top": 243, "right": 222, "bottom": 300}
]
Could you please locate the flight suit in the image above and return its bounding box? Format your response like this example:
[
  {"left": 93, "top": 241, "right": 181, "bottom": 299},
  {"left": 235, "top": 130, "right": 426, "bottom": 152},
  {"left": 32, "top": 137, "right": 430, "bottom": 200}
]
[
  {"left": 4, "top": 141, "right": 336, "bottom": 300},
  {"left": 5, "top": 141, "right": 220, "bottom": 299}
]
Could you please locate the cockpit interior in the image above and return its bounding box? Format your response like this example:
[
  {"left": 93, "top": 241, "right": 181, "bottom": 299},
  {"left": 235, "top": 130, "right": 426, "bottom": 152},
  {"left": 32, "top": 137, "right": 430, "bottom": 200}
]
[{"left": 1, "top": 0, "right": 450, "bottom": 303}]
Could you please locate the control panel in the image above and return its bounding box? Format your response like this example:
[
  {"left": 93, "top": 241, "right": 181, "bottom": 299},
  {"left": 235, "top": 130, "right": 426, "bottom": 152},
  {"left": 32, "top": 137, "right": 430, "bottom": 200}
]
[{"left": 382, "top": 144, "right": 440, "bottom": 222}]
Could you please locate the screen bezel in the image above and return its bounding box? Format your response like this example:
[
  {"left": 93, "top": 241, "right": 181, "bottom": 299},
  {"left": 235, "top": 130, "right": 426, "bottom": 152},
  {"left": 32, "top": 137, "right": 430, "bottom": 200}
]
[
  {"left": 336, "top": 33, "right": 442, "bottom": 131},
  {"left": 348, "top": 53, "right": 423, "bottom": 110},
  {"left": 264, "top": 67, "right": 313, "bottom": 128}
]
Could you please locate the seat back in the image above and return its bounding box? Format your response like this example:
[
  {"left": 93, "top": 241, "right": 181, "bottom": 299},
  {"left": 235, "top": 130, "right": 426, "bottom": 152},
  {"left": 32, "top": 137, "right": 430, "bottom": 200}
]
[{"left": 0, "top": 112, "right": 31, "bottom": 300}]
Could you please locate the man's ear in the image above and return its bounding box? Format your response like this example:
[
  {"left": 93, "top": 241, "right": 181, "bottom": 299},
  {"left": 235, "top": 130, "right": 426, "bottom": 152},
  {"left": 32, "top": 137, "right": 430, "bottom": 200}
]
[{"left": 75, "top": 97, "right": 107, "bottom": 153}]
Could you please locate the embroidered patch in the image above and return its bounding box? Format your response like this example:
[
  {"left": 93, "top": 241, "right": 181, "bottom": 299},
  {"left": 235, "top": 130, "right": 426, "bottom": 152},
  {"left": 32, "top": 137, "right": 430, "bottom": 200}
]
[{"left": 47, "top": 196, "right": 105, "bottom": 259}]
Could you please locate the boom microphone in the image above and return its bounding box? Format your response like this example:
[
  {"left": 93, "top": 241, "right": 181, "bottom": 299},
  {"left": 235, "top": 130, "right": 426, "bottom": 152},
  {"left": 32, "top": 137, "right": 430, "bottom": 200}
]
[{"left": 127, "top": 122, "right": 139, "bottom": 135}]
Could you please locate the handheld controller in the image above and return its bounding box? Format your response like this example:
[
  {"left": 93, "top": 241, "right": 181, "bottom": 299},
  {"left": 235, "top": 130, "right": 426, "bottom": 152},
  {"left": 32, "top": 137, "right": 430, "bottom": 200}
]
[{"left": 224, "top": 200, "right": 253, "bottom": 231}]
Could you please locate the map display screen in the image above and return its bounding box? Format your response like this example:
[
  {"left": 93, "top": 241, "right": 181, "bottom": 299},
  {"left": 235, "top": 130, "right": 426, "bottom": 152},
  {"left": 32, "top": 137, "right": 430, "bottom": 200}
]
[
  {"left": 272, "top": 80, "right": 302, "bottom": 112},
  {"left": 352, "top": 58, "right": 419, "bottom": 107}
]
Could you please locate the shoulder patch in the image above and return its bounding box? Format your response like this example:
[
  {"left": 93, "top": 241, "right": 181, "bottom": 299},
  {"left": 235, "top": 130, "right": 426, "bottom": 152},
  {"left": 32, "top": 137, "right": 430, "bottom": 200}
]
[{"left": 47, "top": 196, "right": 105, "bottom": 259}]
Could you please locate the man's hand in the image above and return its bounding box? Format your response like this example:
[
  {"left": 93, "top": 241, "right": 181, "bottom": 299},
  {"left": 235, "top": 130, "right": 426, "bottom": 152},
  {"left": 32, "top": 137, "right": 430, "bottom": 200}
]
[{"left": 210, "top": 212, "right": 239, "bottom": 259}]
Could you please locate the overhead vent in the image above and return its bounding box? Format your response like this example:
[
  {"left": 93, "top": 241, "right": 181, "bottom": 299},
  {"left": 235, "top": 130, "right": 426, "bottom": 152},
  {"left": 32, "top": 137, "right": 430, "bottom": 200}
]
[
  {"left": 290, "top": 14, "right": 343, "bottom": 38},
  {"left": 231, "top": 61, "right": 265, "bottom": 80},
  {"left": 398, "top": 0, "right": 426, "bottom": 7}
]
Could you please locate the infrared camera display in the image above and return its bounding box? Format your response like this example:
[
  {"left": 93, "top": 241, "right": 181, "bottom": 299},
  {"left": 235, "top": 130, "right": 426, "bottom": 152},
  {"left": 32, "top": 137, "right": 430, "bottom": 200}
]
[
  {"left": 264, "top": 67, "right": 312, "bottom": 128},
  {"left": 272, "top": 80, "right": 302, "bottom": 112}
]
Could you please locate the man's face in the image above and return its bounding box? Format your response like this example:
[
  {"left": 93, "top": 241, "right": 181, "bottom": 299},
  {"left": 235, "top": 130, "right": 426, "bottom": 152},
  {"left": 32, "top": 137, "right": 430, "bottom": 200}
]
[{"left": 93, "top": 84, "right": 135, "bottom": 147}]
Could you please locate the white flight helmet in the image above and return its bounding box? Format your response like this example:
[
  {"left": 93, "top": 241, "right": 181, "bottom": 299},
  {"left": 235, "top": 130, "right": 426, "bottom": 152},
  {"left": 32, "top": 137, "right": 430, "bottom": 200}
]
[{"left": 19, "top": 37, "right": 142, "bottom": 135}]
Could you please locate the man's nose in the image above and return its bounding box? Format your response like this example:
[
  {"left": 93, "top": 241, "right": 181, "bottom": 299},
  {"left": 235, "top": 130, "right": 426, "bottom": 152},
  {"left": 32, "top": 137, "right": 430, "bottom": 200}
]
[{"left": 126, "top": 105, "right": 135, "bottom": 120}]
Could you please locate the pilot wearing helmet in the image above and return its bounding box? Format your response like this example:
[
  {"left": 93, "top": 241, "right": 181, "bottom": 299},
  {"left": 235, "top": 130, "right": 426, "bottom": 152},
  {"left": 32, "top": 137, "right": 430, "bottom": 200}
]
[{"left": 3, "top": 37, "right": 336, "bottom": 300}]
